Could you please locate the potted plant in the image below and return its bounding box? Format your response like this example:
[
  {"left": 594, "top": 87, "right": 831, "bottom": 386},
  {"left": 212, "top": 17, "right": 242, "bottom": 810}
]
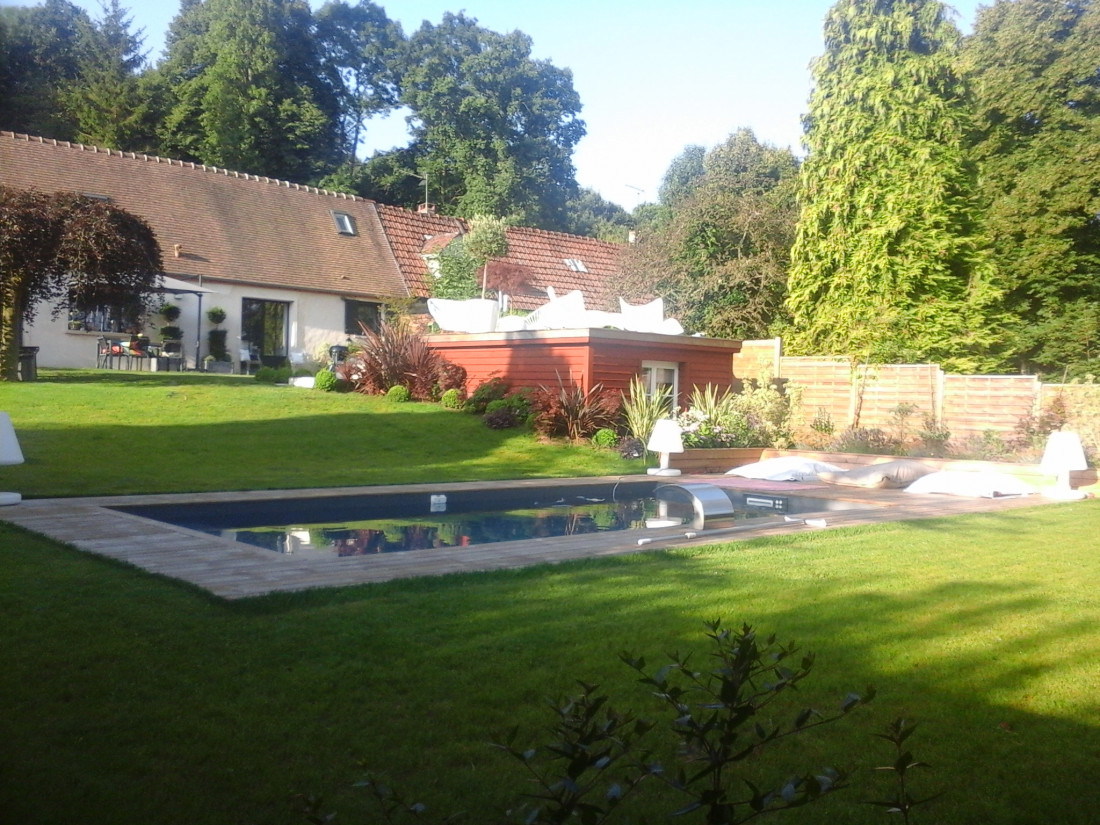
[
  {"left": 159, "top": 303, "right": 183, "bottom": 344},
  {"left": 206, "top": 306, "right": 229, "bottom": 364}
]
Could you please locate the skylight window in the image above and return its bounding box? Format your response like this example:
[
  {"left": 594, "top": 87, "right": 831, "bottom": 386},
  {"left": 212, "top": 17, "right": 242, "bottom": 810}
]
[
  {"left": 563, "top": 258, "right": 588, "bottom": 273},
  {"left": 331, "top": 211, "right": 357, "bottom": 236}
]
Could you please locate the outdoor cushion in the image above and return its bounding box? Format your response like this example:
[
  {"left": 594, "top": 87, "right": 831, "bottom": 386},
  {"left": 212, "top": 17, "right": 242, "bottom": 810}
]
[
  {"left": 904, "top": 470, "right": 1036, "bottom": 498},
  {"left": 725, "top": 457, "right": 844, "bottom": 482},
  {"left": 818, "top": 460, "right": 935, "bottom": 489}
]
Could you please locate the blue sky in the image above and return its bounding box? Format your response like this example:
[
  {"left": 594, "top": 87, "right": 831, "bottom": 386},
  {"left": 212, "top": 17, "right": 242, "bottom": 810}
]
[{"left": 16, "top": 0, "right": 985, "bottom": 208}]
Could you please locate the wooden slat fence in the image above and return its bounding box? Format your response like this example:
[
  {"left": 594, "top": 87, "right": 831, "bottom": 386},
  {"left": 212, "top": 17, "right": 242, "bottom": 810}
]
[{"left": 730, "top": 339, "right": 1093, "bottom": 444}]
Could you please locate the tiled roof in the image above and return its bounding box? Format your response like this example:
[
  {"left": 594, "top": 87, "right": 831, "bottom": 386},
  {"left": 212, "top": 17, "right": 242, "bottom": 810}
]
[
  {"left": 376, "top": 204, "right": 626, "bottom": 311},
  {"left": 0, "top": 131, "right": 408, "bottom": 300},
  {"left": 375, "top": 206, "right": 466, "bottom": 298},
  {"left": 1, "top": 131, "right": 628, "bottom": 311}
]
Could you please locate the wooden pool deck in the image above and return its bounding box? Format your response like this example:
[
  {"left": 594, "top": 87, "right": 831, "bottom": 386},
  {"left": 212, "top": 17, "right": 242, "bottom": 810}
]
[{"left": 0, "top": 475, "right": 1077, "bottom": 600}]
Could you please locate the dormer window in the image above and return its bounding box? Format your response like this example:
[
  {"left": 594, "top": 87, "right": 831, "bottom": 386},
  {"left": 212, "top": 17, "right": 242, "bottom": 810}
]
[
  {"left": 563, "top": 258, "right": 588, "bottom": 273},
  {"left": 331, "top": 211, "right": 357, "bottom": 235}
]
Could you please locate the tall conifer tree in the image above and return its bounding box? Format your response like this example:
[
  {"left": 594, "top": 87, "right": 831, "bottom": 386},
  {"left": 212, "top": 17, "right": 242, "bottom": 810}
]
[
  {"left": 960, "top": 0, "right": 1100, "bottom": 377},
  {"left": 787, "top": 0, "right": 1001, "bottom": 370}
]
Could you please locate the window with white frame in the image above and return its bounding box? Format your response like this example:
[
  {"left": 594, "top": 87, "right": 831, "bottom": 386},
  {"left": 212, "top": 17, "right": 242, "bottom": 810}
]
[{"left": 640, "top": 360, "right": 679, "bottom": 405}]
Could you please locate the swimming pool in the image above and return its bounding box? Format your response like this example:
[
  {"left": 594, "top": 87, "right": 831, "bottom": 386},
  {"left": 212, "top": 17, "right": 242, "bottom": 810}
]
[{"left": 113, "top": 479, "right": 873, "bottom": 558}]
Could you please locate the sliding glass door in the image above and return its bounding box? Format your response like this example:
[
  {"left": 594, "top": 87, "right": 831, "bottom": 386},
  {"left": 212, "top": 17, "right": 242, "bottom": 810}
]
[{"left": 241, "top": 298, "right": 290, "bottom": 367}]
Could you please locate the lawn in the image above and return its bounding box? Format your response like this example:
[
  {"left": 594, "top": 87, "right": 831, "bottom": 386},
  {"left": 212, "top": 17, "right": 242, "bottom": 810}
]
[
  {"left": 0, "top": 370, "right": 638, "bottom": 496},
  {"left": 2, "top": 371, "right": 1099, "bottom": 824}
]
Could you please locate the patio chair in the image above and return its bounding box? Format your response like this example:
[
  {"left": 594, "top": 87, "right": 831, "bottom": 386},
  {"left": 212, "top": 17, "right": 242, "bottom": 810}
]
[
  {"left": 239, "top": 346, "right": 260, "bottom": 375},
  {"left": 162, "top": 340, "right": 184, "bottom": 371},
  {"left": 125, "top": 336, "right": 151, "bottom": 370},
  {"left": 96, "top": 337, "right": 117, "bottom": 369}
]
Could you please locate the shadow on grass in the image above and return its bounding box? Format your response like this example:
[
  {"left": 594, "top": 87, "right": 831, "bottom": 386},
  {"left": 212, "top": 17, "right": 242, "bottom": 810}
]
[{"left": 4, "top": 510, "right": 1099, "bottom": 824}]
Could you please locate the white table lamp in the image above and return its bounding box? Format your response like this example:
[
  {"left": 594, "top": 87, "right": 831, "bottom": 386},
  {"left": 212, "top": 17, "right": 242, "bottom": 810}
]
[
  {"left": 1039, "top": 430, "right": 1088, "bottom": 500},
  {"left": 647, "top": 418, "right": 684, "bottom": 477},
  {"left": 0, "top": 411, "right": 25, "bottom": 506}
]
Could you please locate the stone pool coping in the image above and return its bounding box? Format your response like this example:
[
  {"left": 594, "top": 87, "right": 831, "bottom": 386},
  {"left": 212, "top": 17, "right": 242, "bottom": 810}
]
[{"left": 0, "top": 475, "right": 1073, "bottom": 600}]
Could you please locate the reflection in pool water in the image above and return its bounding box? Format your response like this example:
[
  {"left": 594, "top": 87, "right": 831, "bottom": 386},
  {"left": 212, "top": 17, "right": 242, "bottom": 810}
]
[{"left": 220, "top": 497, "right": 770, "bottom": 556}]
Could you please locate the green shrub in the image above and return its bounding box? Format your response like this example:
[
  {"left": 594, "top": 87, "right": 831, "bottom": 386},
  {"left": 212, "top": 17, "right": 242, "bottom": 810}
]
[
  {"left": 917, "top": 415, "right": 951, "bottom": 457},
  {"left": 313, "top": 369, "right": 338, "bottom": 392},
  {"left": 440, "top": 387, "right": 464, "bottom": 409},
  {"left": 386, "top": 385, "right": 411, "bottom": 402},
  {"left": 592, "top": 427, "right": 618, "bottom": 448},
  {"left": 504, "top": 388, "right": 534, "bottom": 420},
  {"left": 464, "top": 377, "right": 510, "bottom": 414},
  {"left": 337, "top": 620, "right": 884, "bottom": 824},
  {"left": 955, "top": 429, "right": 1012, "bottom": 461},
  {"left": 484, "top": 399, "right": 510, "bottom": 415},
  {"left": 432, "top": 236, "right": 481, "bottom": 300},
  {"left": 254, "top": 366, "right": 290, "bottom": 384}
]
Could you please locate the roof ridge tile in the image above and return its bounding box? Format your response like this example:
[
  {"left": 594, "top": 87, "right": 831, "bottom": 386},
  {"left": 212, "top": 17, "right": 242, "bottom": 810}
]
[{"left": 1, "top": 130, "right": 373, "bottom": 204}]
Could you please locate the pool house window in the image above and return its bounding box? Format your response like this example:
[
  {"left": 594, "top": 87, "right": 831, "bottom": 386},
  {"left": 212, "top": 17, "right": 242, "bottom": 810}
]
[{"left": 640, "top": 360, "right": 679, "bottom": 405}]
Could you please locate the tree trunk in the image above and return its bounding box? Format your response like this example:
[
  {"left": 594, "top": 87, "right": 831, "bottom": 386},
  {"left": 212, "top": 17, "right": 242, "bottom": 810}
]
[{"left": 0, "top": 300, "right": 25, "bottom": 382}]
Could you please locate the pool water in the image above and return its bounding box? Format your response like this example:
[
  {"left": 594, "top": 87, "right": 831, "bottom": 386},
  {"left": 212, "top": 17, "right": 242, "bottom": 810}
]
[
  {"left": 220, "top": 496, "right": 738, "bottom": 556},
  {"left": 114, "top": 481, "right": 869, "bottom": 558}
]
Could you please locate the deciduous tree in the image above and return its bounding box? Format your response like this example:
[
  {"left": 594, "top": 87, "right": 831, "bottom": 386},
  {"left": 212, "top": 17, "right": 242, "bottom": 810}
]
[
  {"left": 399, "top": 12, "right": 585, "bottom": 229},
  {"left": 627, "top": 129, "right": 799, "bottom": 339},
  {"left": 158, "top": 0, "right": 342, "bottom": 183},
  {"left": 0, "top": 187, "right": 163, "bottom": 380},
  {"left": 313, "top": 0, "right": 403, "bottom": 167}
]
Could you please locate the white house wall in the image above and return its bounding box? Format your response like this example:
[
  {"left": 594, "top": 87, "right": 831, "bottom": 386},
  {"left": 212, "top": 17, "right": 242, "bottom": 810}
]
[{"left": 25, "top": 284, "right": 353, "bottom": 371}]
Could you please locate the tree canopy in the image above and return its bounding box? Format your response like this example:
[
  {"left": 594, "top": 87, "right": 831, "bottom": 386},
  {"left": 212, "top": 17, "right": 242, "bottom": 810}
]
[
  {"left": 396, "top": 12, "right": 585, "bottom": 229},
  {"left": 627, "top": 129, "right": 799, "bottom": 339},
  {"left": 156, "top": 0, "right": 343, "bottom": 183},
  {"left": 0, "top": 187, "right": 163, "bottom": 380}
]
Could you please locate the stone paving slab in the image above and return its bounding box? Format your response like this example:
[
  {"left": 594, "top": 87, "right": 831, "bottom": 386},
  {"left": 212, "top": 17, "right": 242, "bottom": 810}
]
[{"left": 0, "top": 475, "right": 1068, "bottom": 600}]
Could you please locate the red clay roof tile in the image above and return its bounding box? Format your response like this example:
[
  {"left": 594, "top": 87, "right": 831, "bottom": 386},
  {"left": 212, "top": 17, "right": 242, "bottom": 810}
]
[{"left": 0, "top": 131, "right": 408, "bottom": 300}]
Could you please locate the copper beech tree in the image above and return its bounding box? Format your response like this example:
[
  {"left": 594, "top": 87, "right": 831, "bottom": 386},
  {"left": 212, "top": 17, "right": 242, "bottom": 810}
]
[{"left": 0, "top": 186, "right": 163, "bottom": 380}]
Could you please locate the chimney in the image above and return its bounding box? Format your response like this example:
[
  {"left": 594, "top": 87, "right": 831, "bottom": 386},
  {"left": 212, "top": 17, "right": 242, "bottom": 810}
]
[{"left": 417, "top": 203, "right": 437, "bottom": 215}]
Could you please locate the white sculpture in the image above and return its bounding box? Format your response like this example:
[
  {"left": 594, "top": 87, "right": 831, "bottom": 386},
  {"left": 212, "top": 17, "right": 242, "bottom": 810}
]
[
  {"left": 427, "top": 292, "right": 684, "bottom": 335},
  {"left": 427, "top": 298, "right": 499, "bottom": 333}
]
